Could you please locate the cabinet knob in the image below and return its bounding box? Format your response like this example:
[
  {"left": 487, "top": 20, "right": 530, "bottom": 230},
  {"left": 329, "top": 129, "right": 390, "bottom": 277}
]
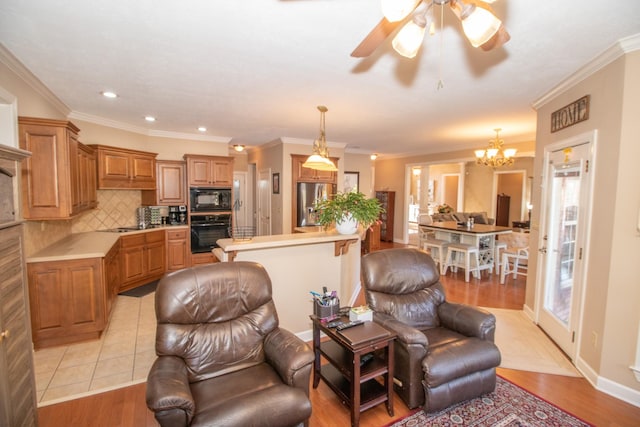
[{"left": 0, "top": 330, "right": 9, "bottom": 342}]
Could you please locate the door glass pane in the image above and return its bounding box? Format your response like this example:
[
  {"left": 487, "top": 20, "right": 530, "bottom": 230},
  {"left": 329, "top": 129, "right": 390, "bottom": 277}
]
[{"left": 544, "top": 162, "right": 581, "bottom": 325}]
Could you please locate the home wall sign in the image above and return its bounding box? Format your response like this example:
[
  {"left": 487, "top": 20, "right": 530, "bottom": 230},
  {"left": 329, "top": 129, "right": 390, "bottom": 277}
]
[{"left": 551, "top": 95, "right": 590, "bottom": 133}]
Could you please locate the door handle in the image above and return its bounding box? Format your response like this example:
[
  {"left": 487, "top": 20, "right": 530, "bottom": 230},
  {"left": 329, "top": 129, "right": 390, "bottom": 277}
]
[{"left": 0, "top": 329, "right": 9, "bottom": 342}]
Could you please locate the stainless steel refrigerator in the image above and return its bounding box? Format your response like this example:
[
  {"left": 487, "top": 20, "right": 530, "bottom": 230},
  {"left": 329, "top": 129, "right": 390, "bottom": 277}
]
[{"left": 296, "top": 182, "right": 336, "bottom": 227}]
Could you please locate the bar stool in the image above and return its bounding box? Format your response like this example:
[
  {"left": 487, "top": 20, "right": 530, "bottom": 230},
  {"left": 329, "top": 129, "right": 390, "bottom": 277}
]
[
  {"left": 494, "top": 241, "right": 508, "bottom": 274},
  {"left": 422, "top": 238, "right": 450, "bottom": 275},
  {"left": 444, "top": 243, "right": 481, "bottom": 282}
]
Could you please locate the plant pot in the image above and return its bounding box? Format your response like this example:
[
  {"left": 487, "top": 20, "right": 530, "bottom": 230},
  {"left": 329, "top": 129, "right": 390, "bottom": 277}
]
[{"left": 335, "top": 214, "right": 358, "bottom": 235}]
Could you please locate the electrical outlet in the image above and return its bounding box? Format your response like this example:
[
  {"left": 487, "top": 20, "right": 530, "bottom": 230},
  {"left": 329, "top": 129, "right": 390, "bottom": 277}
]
[{"left": 591, "top": 331, "right": 598, "bottom": 348}]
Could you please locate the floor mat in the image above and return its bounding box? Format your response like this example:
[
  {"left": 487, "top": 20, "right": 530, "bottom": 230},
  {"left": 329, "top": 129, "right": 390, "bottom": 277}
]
[{"left": 118, "top": 281, "right": 158, "bottom": 298}]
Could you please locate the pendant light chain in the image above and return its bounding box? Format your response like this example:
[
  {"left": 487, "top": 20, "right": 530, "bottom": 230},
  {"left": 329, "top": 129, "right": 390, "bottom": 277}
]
[{"left": 437, "top": 3, "right": 445, "bottom": 90}]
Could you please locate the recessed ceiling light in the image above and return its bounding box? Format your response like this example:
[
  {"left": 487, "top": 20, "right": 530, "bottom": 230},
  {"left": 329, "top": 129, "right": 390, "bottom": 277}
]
[
  {"left": 101, "top": 91, "right": 118, "bottom": 98},
  {"left": 144, "top": 116, "right": 156, "bottom": 122},
  {"left": 197, "top": 126, "right": 207, "bottom": 132}
]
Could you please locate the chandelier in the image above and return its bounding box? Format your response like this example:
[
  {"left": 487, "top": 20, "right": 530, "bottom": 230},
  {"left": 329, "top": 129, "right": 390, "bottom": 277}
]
[
  {"left": 474, "top": 128, "right": 516, "bottom": 168},
  {"left": 303, "top": 106, "right": 338, "bottom": 171}
]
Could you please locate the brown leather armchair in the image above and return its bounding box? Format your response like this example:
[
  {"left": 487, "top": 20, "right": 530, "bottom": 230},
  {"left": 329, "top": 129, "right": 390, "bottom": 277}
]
[
  {"left": 361, "top": 248, "right": 501, "bottom": 413},
  {"left": 146, "top": 261, "right": 314, "bottom": 427}
]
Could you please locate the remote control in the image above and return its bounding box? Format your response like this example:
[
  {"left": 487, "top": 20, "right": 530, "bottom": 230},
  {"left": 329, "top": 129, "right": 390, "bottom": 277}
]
[
  {"left": 360, "top": 353, "right": 374, "bottom": 366},
  {"left": 326, "top": 320, "right": 343, "bottom": 328},
  {"left": 336, "top": 320, "right": 364, "bottom": 331}
]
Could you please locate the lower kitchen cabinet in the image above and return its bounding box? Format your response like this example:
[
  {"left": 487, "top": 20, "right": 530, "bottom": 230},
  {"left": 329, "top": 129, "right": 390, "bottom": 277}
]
[
  {"left": 0, "top": 224, "right": 38, "bottom": 426},
  {"left": 27, "top": 257, "right": 106, "bottom": 349},
  {"left": 120, "top": 230, "right": 166, "bottom": 292},
  {"left": 191, "top": 251, "right": 218, "bottom": 266},
  {"left": 166, "top": 228, "right": 188, "bottom": 271},
  {"left": 104, "top": 242, "right": 120, "bottom": 316}
]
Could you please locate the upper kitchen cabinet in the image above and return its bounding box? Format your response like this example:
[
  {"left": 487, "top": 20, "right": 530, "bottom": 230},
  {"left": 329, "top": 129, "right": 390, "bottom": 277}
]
[
  {"left": 185, "top": 154, "right": 233, "bottom": 187},
  {"left": 141, "top": 160, "right": 187, "bottom": 206},
  {"left": 292, "top": 154, "right": 338, "bottom": 183},
  {"left": 90, "top": 144, "right": 157, "bottom": 190},
  {"left": 19, "top": 117, "right": 98, "bottom": 220}
]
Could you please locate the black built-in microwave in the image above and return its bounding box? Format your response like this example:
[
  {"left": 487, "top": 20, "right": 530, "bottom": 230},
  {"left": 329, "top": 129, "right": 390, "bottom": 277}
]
[{"left": 190, "top": 188, "right": 232, "bottom": 212}]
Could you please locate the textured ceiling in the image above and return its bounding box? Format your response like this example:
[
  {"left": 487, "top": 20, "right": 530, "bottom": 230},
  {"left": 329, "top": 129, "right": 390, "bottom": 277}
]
[{"left": 1, "top": 0, "right": 639, "bottom": 157}]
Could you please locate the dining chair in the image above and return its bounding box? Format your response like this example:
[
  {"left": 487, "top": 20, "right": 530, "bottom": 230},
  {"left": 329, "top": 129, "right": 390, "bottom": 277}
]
[{"left": 500, "top": 247, "right": 529, "bottom": 284}]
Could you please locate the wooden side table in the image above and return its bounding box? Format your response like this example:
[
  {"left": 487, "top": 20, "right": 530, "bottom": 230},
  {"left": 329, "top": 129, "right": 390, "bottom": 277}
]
[{"left": 310, "top": 316, "right": 396, "bottom": 427}]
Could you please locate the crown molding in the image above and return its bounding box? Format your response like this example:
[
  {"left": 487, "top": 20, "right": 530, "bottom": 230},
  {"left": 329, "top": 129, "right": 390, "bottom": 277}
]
[
  {"left": 280, "top": 136, "right": 346, "bottom": 149},
  {"left": 68, "top": 111, "right": 232, "bottom": 143},
  {"left": 532, "top": 33, "right": 640, "bottom": 109},
  {"left": 0, "top": 43, "right": 71, "bottom": 116}
]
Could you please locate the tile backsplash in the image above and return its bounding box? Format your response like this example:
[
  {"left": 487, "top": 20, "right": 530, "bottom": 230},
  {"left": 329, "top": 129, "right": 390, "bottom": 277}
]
[{"left": 72, "top": 190, "right": 140, "bottom": 233}]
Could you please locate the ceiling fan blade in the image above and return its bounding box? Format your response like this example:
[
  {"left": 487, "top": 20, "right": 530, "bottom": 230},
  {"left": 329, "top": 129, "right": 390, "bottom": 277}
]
[
  {"left": 479, "top": 24, "right": 510, "bottom": 51},
  {"left": 350, "top": 18, "right": 401, "bottom": 58}
]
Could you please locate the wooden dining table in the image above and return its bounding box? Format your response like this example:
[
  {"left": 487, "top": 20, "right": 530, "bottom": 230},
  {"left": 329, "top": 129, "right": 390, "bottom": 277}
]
[{"left": 419, "top": 221, "right": 513, "bottom": 275}]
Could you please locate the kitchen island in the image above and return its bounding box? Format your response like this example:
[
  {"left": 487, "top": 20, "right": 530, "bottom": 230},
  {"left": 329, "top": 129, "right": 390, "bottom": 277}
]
[{"left": 215, "top": 230, "right": 361, "bottom": 339}]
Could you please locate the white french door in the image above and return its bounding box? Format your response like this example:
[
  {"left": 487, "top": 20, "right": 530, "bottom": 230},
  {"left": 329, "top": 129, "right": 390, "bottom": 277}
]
[{"left": 537, "top": 135, "right": 595, "bottom": 360}]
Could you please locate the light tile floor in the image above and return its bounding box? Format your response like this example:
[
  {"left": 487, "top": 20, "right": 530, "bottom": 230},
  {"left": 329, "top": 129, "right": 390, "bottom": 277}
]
[{"left": 33, "top": 293, "right": 157, "bottom": 407}]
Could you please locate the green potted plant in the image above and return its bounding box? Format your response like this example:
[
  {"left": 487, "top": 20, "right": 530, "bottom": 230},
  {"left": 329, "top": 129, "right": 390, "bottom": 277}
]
[{"left": 314, "top": 191, "right": 384, "bottom": 234}]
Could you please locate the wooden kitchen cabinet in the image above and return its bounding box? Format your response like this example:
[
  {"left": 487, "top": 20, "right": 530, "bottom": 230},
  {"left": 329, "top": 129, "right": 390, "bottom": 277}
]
[
  {"left": 292, "top": 154, "right": 338, "bottom": 183},
  {"left": 120, "top": 230, "right": 166, "bottom": 292},
  {"left": 91, "top": 144, "right": 157, "bottom": 190},
  {"left": 104, "top": 241, "right": 120, "bottom": 317},
  {"left": 0, "top": 224, "right": 38, "bottom": 426},
  {"left": 166, "top": 228, "right": 189, "bottom": 271},
  {"left": 76, "top": 143, "right": 98, "bottom": 212},
  {"left": 141, "top": 160, "right": 187, "bottom": 206},
  {"left": 190, "top": 251, "right": 218, "bottom": 266},
  {"left": 19, "top": 117, "right": 98, "bottom": 219},
  {"left": 185, "top": 154, "right": 233, "bottom": 187},
  {"left": 27, "top": 257, "right": 106, "bottom": 349}
]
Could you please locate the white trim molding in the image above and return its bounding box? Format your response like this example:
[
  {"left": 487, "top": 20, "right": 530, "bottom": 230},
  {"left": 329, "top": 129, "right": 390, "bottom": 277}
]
[
  {"left": 0, "top": 43, "right": 71, "bottom": 116},
  {"left": 533, "top": 33, "right": 640, "bottom": 109}
]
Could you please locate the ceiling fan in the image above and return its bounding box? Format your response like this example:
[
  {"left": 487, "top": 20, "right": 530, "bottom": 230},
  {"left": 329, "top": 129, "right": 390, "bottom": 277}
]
[{"left": 351, "top": 0, "right": 510, "bottom": 59}]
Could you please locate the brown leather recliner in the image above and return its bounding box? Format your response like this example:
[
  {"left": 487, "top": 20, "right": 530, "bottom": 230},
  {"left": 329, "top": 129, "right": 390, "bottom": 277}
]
[
  {"left": 146, "top": 261, "right": 314, "bottom": 427},
  {"left": 361, "top": 248, "right": 501, "bottom": 413}
]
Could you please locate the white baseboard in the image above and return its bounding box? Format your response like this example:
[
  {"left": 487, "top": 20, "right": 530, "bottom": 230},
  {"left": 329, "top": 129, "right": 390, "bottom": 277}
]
[{"left": 576, "top": 355, "right": 640, "bottom": 408}]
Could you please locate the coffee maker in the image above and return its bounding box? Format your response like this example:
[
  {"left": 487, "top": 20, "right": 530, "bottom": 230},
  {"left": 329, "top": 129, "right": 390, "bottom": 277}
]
[{"left": 168, "top": 205, "right": 187, "bottom": 225}]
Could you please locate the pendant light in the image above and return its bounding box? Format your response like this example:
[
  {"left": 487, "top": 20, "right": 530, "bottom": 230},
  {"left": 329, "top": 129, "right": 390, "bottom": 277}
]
[{"left": 303, "top": 106, "right": 338, "bottom": 171}]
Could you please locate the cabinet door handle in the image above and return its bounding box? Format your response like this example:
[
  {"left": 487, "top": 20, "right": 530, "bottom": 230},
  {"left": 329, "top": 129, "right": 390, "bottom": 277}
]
[{"left": 0, "top": 329, "right": 9, "bottom": 342}]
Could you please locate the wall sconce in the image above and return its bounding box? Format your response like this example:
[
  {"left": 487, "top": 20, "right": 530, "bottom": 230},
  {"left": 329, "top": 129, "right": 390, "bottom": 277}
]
[{"left": 370, "top": 153, "right": 378, "bottom": 160}]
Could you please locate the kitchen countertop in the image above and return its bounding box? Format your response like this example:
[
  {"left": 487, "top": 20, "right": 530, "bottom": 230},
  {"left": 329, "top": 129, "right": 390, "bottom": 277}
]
[
  {"left": 26, "top": 225, "right": 189, "bottom": 263},
  {"left": 216, "top": 229, "right": 359, "bottom": 253}
]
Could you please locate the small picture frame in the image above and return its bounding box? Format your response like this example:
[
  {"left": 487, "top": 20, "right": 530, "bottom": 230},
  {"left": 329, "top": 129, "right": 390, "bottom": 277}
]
[
  {"left": 344, "top": 171, "right": 359, "bottom": 193},
  {"left": 272, "top": 173, "right": 280, "bottom": 194}
]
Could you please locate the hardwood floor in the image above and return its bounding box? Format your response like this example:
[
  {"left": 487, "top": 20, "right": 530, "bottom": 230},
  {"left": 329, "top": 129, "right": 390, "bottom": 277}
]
[{"left": 38, "top": 243, "right": 640, "bottom": 427}]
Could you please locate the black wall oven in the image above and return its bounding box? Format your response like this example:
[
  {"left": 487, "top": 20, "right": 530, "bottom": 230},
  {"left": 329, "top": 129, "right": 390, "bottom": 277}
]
[
  {"left": 190, "top": 214, "right": 232, "bottom": 253},
  {"left": 190, "top": 187, "right": 232, "bottom": 212}
]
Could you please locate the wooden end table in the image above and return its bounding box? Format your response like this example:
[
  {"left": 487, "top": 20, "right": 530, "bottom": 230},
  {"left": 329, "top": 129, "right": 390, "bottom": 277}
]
[{"left": 310, "top": 316, "right": 396, "bottom": 427}]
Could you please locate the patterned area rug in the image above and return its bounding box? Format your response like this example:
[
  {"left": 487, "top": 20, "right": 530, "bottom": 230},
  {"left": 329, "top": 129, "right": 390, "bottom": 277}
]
[{"left": 384, "top": 376, "right": 592, "bottom": 427}]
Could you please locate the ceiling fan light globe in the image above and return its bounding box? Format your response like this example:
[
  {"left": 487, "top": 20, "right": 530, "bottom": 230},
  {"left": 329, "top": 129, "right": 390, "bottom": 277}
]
[
  {"left": 461, "top": 7, "right": 501, "bottom": 47},
  {"left": 392, "top": 20, "right": 427, "bottom": 58},
  {"left": 381, "top": 0, "right": 421, "bottom": 22}
]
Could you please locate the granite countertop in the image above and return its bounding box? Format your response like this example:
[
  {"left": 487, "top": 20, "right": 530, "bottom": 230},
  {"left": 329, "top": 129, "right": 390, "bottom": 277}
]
[{"left": 26, "top": 225, "right": 189, "bottom": 263}]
